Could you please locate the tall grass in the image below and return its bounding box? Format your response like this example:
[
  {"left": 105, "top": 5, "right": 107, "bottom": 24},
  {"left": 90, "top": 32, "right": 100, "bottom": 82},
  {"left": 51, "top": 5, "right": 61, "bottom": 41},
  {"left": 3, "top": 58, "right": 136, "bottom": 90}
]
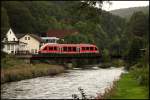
[{"left": 1, "top": 63, "right": 65, "bottom": 84}]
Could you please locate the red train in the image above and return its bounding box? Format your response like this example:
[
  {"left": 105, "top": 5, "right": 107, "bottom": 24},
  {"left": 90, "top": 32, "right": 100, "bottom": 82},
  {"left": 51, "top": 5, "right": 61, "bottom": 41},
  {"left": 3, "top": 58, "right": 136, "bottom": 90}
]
[{"left": 38, "top": 43, "right": 99, "bottom": 54}]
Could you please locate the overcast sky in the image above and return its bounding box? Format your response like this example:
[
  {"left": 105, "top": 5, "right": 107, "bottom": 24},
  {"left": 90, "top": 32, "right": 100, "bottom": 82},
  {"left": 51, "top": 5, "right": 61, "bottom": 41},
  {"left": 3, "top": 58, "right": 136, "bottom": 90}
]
[{"left": 102, "top": 1, "right": 149, "bottom": 11}]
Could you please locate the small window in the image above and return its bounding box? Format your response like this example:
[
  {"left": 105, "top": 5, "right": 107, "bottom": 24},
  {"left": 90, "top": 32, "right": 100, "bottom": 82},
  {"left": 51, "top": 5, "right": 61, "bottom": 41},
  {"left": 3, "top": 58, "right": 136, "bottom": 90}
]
[
  {"left": 95, "top": 47, "right": 98, "bottom": 50},
  {"left": 25, "top": 37, "right": 27, "bottom": 40},
  {"left": 73, "top": 47, "right": 76, "bottom": 51},
  {"left": 11, "top": 45, "right": 14, "bottom": 50},
  {"left": 90, "top": 47, "right": 94, "bottom": 50},
  {"left": 10, "top": 31, "right": 11, "bottom": 34},
  {"left": 68, "top": 47, "right": 71, "bottom": 51},
  {"left": 82, "top": 47, "right": 86, "bottom": 50},
  {"left": 54, "top": 47, "right": 57, "bottom": 50},
  {"left": 46, "top": 40, "right": 48, "bottom": 43},
  {"left": 49, "top": 47, "right": 53, "bottom": 50},
  {"left": 63, "top": 47, "right": 67, "bottom": 51},
  {"left": 13, "top": 38, "right": 15, "bottom": 41},
  {"left": 28, "top": 37, "right": 30, "bottom": 40},
  {"left": 35, "top": 49, "right": 37, "bottom": 53},
  {"left": 7, "top": 45, "right": 10, "bottom": 50},
  {"left": 31, "top": 49, "right": 34, "bottom": 53},
  {"left": 86, "top": 47, "right": 89, "bottom": 50}
]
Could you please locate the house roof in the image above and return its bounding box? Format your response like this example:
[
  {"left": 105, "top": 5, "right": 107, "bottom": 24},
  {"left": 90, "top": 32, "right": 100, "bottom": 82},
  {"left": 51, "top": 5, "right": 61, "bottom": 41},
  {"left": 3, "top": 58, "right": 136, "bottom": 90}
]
[
  {"left": 46, "top": 29, "right": 79, "bottom": 38},
  {"left": 16, "top": 33, "right": 43, "bottom": 42},
  {"left": 16, "top": 33, "right": 26, "bottom": 39},
  {"left": 29, "top": 34, "right": 43, "bottom": 42}
]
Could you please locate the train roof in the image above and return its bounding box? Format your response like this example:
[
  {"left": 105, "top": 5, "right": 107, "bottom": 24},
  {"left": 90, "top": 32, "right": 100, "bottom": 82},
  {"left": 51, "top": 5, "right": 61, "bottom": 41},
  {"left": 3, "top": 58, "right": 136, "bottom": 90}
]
[{"left": 40, "top": 43, "right": 97, "bottom": 49}]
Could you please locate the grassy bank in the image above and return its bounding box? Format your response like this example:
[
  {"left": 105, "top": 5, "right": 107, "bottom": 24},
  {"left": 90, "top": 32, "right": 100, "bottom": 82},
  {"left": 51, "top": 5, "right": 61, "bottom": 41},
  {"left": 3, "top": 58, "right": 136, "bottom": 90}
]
[
  {"left": 1, "top": 63, "right": 65, "bottom": 84},
  {"left": 109, "top": 73, "right": 149, "bottom": 99}
]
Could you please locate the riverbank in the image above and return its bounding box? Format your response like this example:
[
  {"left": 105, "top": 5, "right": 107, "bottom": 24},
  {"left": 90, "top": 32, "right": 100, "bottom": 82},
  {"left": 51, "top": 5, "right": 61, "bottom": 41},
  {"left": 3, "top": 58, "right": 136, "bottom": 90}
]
[
  {"left": 1, "top": 63, "right": 65, "bottom": 84},
  {"left": 107, "top": 73, "right": 149, "bottom": 99}
]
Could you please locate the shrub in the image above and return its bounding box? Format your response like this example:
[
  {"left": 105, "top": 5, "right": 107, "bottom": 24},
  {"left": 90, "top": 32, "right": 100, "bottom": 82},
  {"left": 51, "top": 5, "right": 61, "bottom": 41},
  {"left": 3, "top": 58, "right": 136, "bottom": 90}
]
[
  {"left": 111, "top": 59, "right": 125, "bottom": 67},
  {"left": 102, "top": 49, "right": 111, "bottom": 62}
]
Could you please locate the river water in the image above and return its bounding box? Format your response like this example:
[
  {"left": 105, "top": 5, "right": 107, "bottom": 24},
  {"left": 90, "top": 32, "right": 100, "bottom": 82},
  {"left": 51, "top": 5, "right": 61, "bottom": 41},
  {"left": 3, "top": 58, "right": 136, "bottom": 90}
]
[{"left": 1, "top": 67, "right": 124, "bottom": 99}]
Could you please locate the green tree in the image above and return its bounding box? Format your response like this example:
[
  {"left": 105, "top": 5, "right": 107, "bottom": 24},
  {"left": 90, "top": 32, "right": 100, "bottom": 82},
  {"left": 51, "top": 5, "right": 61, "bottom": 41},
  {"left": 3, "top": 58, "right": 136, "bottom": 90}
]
[
  {"left": 102, "top": 49, "right": 111, "bottom": 62},
  {"left": 126, "top": 37, "right": 145, "bottom": 70},
  {"left": 63, "top": 34, "right": 93, "bottom": 44},
  {"left": 126, "top": 11, "right": 147, "bottom": 37},
  {"left": 2, "top": 1, "right": 36, "bottom": 33},
  {"left": 1, "top": 7, "right": 10, "bottom": 40}
]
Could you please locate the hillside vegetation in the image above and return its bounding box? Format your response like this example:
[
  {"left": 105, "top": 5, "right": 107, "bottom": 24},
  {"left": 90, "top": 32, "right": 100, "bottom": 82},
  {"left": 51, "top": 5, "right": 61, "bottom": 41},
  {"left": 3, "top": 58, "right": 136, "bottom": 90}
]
[{"left": 110, "top": 6, "right": 149, "bottom": 19}]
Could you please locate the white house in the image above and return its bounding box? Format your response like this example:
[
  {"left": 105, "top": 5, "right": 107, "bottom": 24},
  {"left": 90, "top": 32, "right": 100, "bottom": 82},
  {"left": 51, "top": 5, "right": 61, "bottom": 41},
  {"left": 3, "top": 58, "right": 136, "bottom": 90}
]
[
  {"left": 19, "top": 34, "right": 42, "bottom": 54},
  {"left": 2, "top": 28, "right": 27, "bottom": 54}
]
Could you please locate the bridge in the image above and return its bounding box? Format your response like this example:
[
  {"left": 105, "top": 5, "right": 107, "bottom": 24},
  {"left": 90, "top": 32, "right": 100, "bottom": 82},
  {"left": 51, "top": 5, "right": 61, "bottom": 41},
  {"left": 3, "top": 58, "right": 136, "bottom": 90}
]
[{"left": 15, "top": 53, "right": 101, "bottom": 64}]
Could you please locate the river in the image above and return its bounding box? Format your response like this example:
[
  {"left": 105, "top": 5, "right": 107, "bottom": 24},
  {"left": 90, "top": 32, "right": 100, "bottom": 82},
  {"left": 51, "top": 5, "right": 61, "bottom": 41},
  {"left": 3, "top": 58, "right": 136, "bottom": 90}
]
[{"left": 1, "top": 67, "right": 124, "bottom": 99}]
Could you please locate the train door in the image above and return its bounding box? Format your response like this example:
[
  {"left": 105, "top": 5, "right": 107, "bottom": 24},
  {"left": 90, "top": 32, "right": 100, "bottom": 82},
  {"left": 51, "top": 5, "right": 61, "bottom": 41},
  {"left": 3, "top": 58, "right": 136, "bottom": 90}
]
[{"left": 76, "top": 47, "right": 80, "bottom": 53}]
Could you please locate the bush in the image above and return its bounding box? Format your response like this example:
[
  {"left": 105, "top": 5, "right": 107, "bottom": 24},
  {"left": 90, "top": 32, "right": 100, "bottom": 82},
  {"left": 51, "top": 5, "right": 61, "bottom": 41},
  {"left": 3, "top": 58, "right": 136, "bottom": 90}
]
[
  {"left": 102, "top": 49, "right": 111, "bottom": 62},
  {"left": 111, "top": 59, "right": 125, "bottom": 67}
]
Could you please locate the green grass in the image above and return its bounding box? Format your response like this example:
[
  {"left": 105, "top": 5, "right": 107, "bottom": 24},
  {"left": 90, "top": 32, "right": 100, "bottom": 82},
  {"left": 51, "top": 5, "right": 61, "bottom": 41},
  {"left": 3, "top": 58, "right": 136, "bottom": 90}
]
[{"left": 110, "top": 73, "right": 149, "bottom": 99}]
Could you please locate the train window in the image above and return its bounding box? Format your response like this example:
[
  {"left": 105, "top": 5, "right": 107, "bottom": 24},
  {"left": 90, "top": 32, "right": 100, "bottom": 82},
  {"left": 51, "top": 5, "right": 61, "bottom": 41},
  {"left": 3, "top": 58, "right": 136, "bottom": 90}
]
[
  {"left": 95, "top": 47, "right": 98, "bottom": 50},
  {"left": 49, "top": 47, "right": 53, "bottom": 50},
  {"left": 43, "top": 47, "right": 47, "bottom": 50},
  {"left": 86, "top": 47, "right": 89, "bottom": 50},
  {"left": 82, "top": 47, "right": 85, "bottom": 50},
  {"left": 63, "top": 47, "right": 67, "bottom": 51},
  {"left": 90, "top": 47, "right": 94, "bottom": 50},
  {"left": 68, "top": 47, "right": 71, "bottom": 52},
  {"left": 54, "top": 47, "right": 57, "bottom": 50},
  {"left": 73, "top": 47, "right": 76, "bottom": 51}
]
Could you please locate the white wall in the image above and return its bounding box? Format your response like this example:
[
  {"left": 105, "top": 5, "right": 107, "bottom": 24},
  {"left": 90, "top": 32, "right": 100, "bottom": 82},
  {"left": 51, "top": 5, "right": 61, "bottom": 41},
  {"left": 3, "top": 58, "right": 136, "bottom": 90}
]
[
  {"left": 19, "top": 34, "right": 40, "bottom": 54},
  {"left": 6, "top": 29, "right": 18, "bottom": 41},
  {"left": 2, "top": 44, "right": 19, "bottom": 54}
]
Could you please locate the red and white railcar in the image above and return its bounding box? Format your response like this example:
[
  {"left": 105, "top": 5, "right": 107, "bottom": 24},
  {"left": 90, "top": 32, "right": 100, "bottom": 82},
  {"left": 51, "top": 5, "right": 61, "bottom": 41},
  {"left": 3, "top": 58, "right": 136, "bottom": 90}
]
[{"left": 38, "top": 43, "right": 99, "bottom": 54}]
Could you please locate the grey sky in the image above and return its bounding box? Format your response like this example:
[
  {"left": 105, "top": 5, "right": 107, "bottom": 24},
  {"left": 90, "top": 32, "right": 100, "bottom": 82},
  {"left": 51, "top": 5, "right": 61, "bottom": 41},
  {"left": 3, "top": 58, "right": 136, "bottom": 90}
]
[{"left": 102, "top": 1, "right": 149, "bottom": 11}]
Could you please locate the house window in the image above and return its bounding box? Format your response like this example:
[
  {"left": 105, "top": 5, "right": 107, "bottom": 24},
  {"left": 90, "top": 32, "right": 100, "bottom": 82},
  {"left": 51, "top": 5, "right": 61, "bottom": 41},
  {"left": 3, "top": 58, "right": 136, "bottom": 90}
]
[
  {"left": 31, "top": 49, "right": 34, "bottom": 53},
  {"left": 35, "top": 49, "right": 37, "bottom": 53},
  {"left": 7, "top": 45, "right": 10, "bottom": 50},
  {"left": 13, "top": 38, "right": 15, "bottom": 41},
  {"left": 28, "top": 37, "right": 30, "bottom": 40},
  {"left": 11, "top": 45, "right": 14, "bottom": 50},
  {"left": 10, "top": 31, "right": 11, "bottom": 34},
  {"left": 25, "top": 37, "right": 27, "bottom": 40},
  {"left": 46, "top": 39, "right": 48, "bottom": 43}
]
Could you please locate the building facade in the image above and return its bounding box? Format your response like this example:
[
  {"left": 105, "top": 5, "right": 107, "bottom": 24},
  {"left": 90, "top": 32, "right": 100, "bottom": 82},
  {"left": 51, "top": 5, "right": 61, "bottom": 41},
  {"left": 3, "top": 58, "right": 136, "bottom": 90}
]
[
  {"left": 19, "top": 34, "right": 42, "bottom": 54},
  {"left": 2, "top": 28, "right": 27, "bottom": 54}
]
